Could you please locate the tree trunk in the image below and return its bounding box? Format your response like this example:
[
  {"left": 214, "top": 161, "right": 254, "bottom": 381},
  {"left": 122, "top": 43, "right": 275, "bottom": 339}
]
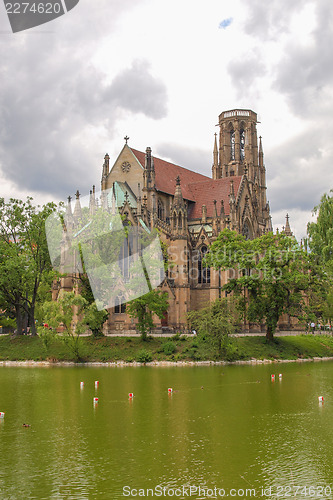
[
  {"left": 29, "top": 304, "right": 37, "bottom": 336},
  {"left": 266, "top": 326, "right": 274, "bottom": 341},
  {"left": 14, "top": 304, "right": 24, "bottom": 336}
]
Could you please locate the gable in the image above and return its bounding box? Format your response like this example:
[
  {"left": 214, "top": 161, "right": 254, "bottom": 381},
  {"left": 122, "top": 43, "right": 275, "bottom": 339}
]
[{"left": 105, "top": 145, "right": 144, "bottom": 198}]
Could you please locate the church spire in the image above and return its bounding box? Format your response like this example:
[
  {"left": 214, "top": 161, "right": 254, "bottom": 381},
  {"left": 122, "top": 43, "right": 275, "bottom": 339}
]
[
  {"left": 73, "top": 190, "right": 82, "bottom": 223},
  {"left": 212, "top": 133, "right": 220, "bottom": 179},
  {"left": 284, "top": 213, "right": 293, "bottom": 236},
  {"left": 173, "top": 176, "right": 185, "bottom": 208},
  {"left": 171, "top": 176, "right": 187, "bottom": 237},
  {"left": 89, "top": 185, "right": 96, "bottom": 216},
  {"left": 259, "top": 136, "right": 264, "bottom": 169}
]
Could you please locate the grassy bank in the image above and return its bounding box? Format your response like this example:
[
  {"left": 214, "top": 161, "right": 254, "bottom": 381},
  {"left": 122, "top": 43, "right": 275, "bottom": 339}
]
[{"left": 1, "top": 333, "right": 333, "bottom": 363}]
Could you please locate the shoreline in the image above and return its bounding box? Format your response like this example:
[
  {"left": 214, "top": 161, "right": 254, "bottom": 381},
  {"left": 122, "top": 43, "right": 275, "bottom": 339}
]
[{"left": 1, "top": 356, "right": 333, "bottom": 367}]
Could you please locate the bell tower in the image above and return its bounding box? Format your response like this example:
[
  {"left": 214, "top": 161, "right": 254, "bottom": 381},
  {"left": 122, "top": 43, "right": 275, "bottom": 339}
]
[{"left": 215, "top": 109, "right": 259, "bottom": 180}]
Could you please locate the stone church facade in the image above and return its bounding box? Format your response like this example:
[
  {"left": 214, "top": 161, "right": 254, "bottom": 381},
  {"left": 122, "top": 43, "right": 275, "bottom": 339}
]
[
  {"left": 99, "top": 108, "right": 274, "bottom": 332},
  {"left": 59, "top": 108, "right": 285, "bottom": 333}
]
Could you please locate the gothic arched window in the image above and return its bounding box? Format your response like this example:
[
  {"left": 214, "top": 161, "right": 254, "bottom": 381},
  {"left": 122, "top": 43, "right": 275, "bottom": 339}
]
[
  {"left": 230, "top": 130, "right": 235, "bottom": 160},
  {"left": 173, "top": 212, "right": 177, "bottom": 229},
  {"left": 240, "top": 129, "right": 245, "bottom": 162},
  {"left": 178, "top": 213, "right": 182, "bottom": 229},
  {"left": 119, "top": 229, "right": 132, "bottom": 281},
  {"left": 198, "top": 245, "right": 210, "bottom": 284},
  {"left": 242, "top": 222, "right": 252, "bottom": 240},
  {"left": 115, "top": 295, "right": 126, "bottom": 313},
  {"left": 158, "top": 200, "right": 164, "bottom": 220}
]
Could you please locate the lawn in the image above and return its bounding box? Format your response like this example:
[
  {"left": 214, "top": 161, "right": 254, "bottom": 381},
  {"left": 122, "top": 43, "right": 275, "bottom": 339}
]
[{"left": 1, "top": 333, "right": 333, "bottom": 363}]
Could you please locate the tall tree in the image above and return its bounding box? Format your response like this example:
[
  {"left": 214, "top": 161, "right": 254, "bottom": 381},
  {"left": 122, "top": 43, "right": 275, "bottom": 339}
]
[
  {"left": 41, "top": 291, "right": 88, "bottom": 361},
  {"left": 306, "top": 191, "right": 333, "bottom": 325},
  {"left": 0, "top": 197, "right": 57, "bottom": 335},
  {"left": 188, "top": 298, "right": 240, "bottom": 357},
  {"left": 206, "top": 229, "right": 312, "bottom": 340},
  {"left": 307, "top": 190, "right": 333, "bottom": 268},
  {"left": 126, "top": 289, "right": 169, "bottom": 340}
]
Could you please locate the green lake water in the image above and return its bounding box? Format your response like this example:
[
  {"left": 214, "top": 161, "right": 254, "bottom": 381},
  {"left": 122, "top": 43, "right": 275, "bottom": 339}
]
[{"left": 0, "top": 362, "right": 333, "bottom": 499}]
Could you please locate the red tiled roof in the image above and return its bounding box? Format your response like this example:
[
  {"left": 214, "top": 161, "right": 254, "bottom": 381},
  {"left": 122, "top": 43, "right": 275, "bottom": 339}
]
[
  {"left": 188, "top": 177, "right": 243, "bottom": 218},
  {"left": 131, "top": 148, "right": 210, "bottom": 201},
  {"left": 130, "top": 147, "right": 243, "bottom": 219}
]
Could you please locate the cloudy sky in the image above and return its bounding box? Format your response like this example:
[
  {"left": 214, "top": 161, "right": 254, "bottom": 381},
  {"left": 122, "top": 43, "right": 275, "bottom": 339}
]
[{"left": 0, "top": 0, "right": 332, "bottom": 240}]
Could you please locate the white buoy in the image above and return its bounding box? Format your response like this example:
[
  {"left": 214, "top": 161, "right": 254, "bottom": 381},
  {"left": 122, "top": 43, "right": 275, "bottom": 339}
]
[
  {"left": 271, "top": 374, "right": 275, "bottom": 381},
  {"left": 95, "top": 381, "right": 99, "bottom": 388},
  {"left": 279, "top": 374, "right": 282, "bottom": 379},
  {"left": 0, "top": 412, "right": 4, "bottom": 418},
  {"left": 80, "top": 382, "right": 84, "bottom": 389},
  {"left": 168, "top": 388, "right": 173, "bottom": 394},
  {"left": 318, "top": 396, "right": 324, "bottom": 403},
  {"left": 128, "top": 393, "right": 134, "bottom": 399}
]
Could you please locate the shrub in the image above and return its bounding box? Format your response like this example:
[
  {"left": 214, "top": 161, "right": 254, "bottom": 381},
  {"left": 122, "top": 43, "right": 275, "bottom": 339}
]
[
  {"left": 136, "top": 349, "right": 153, "bottom": 363},
  {"left": 163, "top": 341, "right": 177, "bottom": 355},
  {"left": 188, "top": 347, "right": 199, "bottom": 360}
]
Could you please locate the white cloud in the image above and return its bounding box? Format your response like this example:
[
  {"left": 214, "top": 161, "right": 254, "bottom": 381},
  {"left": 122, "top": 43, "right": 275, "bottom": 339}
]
[{"left": 0, "top": 0, "right": 332, "bottom": 239}]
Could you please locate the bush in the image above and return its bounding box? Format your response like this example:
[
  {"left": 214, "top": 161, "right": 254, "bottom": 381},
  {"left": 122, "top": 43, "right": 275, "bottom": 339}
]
[
  {"left": 136, "top": 349, "right": 153, "bottom": 363},
  {"left": 163, "top": 341, "right": 177, "bottom": 355},
  {"left": 188, "top": 347, "right": 200, "bottom": 360}
]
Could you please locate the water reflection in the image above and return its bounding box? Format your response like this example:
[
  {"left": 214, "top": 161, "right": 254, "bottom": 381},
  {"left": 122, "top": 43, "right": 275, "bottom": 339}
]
[{"left": 0, "top": 363, "right": 332, "bottom": 498}]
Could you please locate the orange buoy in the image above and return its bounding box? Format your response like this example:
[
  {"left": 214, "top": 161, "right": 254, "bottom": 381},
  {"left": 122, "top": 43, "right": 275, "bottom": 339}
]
[
  {"left": 271, "top": 374, "right": 275, "bottom": 381},
  {"left": 93, "top": 397, "right": 98, "bottom": 403},
  {"left": 168, "top": 388, "right": 173, "bottom": 393},
  {"left": 128, "top": 393, "right": 134, "bottom": 399},
  {"left": 318, "top": 396, "right": 324, "bottom": 402},
  {"left": 0, "top": 412, "right": 4, "bottom": 418}
]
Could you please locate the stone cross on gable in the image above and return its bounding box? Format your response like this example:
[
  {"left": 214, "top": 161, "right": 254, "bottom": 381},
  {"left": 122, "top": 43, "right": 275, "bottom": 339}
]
[
  {"left": 124, "top": 191, "right": 129, "bottom": 202},
  {"left": 124, "top": 135, "right": 129, "bottom": 144},
  {"left": 75, "top": 190, "right": 80, "bottom": 199},
  {"left": 67, "top": 195, "right": 72, "bottom": 203}
]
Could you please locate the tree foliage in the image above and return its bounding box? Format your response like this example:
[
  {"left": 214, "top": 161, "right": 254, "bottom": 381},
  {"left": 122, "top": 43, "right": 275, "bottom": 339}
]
[
  {"left": 0, "top": 197, "right": 57, "bottom": 335},
  {"left": 40, "top": 291, "right": 88, "bottom": 361},
  {"left": 206, "top": 229, "right": 312, "bottom": 340},
  {"left": 126, "top": 290, "right": 169, "bottom": 340},
  {"left": 188, "top": 298, "right": 240, "bottom": 356},
  {"left": 306, "top": 191, "right": 333, "bottom": 324},
  {"left": 307, "top": 190, "right": 333, "bottom": 268}
]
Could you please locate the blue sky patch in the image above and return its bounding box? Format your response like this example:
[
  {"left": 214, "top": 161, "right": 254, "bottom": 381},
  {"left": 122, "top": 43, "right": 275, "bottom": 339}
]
[{"left": 219, "top": 18, "right": 233, "bottom": 29}]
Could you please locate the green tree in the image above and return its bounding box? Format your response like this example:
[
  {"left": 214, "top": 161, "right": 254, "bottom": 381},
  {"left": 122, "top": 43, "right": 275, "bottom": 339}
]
[
  {"left": 206, "top": 229, "right": 312, "bottom": 341},
  {"left": 126, "top": 290, "right": 169, "bottom": 340},
  {"left": 307, "top": 190, "right": 333, "bottom": 269},
  {"left": 306, "top": 191, "right": 333, "bottom": 326},
  {"left": 40, "top": 291, "right": 88, "bottom": 361},
  {"left": 77, "top": 247, "right": 109, "bottom": 337},
  {"left": 188, "top": 298, "right": 239, "bottom": 356},
  {"left": 0, "top": 197, "right": 57, "bottom": 336},
  {"left": 84, "top": 301, "right": 109, "bottom": 337}
]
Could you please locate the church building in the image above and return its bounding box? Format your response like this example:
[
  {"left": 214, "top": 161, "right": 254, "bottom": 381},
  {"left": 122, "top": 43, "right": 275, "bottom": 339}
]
[{"left": 61, "top": 108, "right": 280, "bottom": 333}]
